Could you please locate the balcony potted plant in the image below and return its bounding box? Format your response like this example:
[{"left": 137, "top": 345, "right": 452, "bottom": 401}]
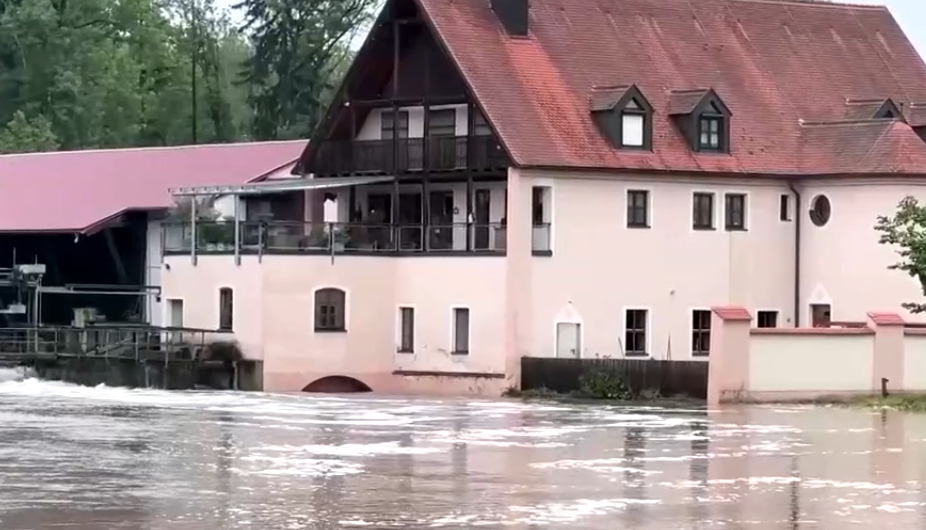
[{"left": 331, "top": 224, "right": 350, "bottom": 252}]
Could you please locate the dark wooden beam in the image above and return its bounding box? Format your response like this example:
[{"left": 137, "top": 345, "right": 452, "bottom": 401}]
[
  {"left": 103, "top": 227, "right": 129, "bottom": 284},
  {"left": 349, "top": 95, "right": 467, "bottom": 107}
]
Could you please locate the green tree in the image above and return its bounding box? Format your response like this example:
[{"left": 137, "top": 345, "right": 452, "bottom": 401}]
[
  {"left": 874, "top": 196, "right": 926, "bottom": 313},
  {"left": 236, "top": 0, "right": 375, "bottom": 140},
  {"left": 0, "top": 110, "right": 58, "bottom": 153}
]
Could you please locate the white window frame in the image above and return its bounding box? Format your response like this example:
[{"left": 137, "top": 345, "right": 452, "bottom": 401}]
[
  {"left": 690, "top": 190, "right": 717, "bottom": 231},
  {"left": 621, "top": 112, "right": 645, "bottom": 147},
  {"left": 450, "top": 305, "right": 471, "bottom": 355},
  {"left": 396, "top": 305, "right": 415, "bottom": 353},
  {"left": 620, "top": 306, "right": 652, "bottom": 358},
  {"left": 779, "top": 193, "right": 793, "bottom": 222},
  {"left": 312, "top": 285, "right": 350, "bottom": 332},
  {"left": 722, "top": 190, "right": 750, "bottom": 231},
  {"left": 689, "top": 307, "right": 713, "bottom": 359},
  {"left": 217, "top": 285, "right": 234, "bottom": 331},
  {"left": 754, "top": 308, "right": 780, "bottom": 329},
  {"left": 624, "top": 187, "right": 653, "bottom": 228}
]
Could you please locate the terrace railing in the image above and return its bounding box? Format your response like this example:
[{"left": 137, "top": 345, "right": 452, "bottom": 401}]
[{"left": 162, "top": 221, "right": 522, "bottom": 255}]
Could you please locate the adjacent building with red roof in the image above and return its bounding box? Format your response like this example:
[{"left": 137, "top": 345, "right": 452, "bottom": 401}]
[
  {"left": 0, "top": 141, "right": 305, "bottom": 326},
  {"left": 160, "top": 0, "right": 926, "bottom": 394}
]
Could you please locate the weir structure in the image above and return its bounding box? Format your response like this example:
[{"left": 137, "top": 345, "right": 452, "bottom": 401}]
[{"left": 0, "top": 263, "right": 260, "bottom": 391}]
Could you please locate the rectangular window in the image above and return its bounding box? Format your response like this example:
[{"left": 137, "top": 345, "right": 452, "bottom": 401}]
[
  {"left": 626, "top": 190, "right": 649, "bottom": 228},
  {"left": 780, "top": 194, "right": 791, "bottom": 221},
  {"left": 398, "top": 307, "right": 414, "bottom": 353},
  {"left": 692, "top": 192, "right": 714, "bottom": 229},
  {"left": 621, "top": 113, "right": 645, "bottom": 147},
  {"left": 381, "top": 110, "right": 409, "bottom": 140},
  {"left": 428, "top": 108, "right": 456, "bottom": 137},
  {"left": 473, "top": 110, "right": 492, "bottom": 136},
  {"left": 757, "top": 310, "right": 778, "bottom": 329},
  {"left": 532, "top": 186, "right": 545, "bottom": 226},
  {"left": 624, "top": 309, "right": 649, "bottom": 357},
  {"left": 699, "top": 117, "right": 721, "bottom": 150},
  {"left": 724, "top": 193, "right": 747, "bottom": 230},
  {"left": 692, "top": 310, "right": 711, "bottom": 357},
  {"left": 452, "top": 308, "right": 470, "bottom": 354},
  {"left": 219, "top": 287, "right": 233, "bottom": 331}
]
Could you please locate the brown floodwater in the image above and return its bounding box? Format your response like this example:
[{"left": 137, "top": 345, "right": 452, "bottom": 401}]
[{"left": 0, "top": 369, "right": 923, "bottom": 529}]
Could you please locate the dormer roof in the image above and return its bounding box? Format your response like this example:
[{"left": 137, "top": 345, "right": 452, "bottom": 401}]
[{"left": 588, "top": 84, "right": 651, "bottom": 113}]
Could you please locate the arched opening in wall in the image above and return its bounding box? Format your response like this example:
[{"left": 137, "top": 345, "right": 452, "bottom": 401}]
[{"left": 302, "top": 376, "right": 372, "bottom": 393}]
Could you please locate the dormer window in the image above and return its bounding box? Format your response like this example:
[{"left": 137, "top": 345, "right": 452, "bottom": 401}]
[
  {"left": 589, "top": 84, "right": 653, "bottom": 151},
  {"left": 667, "top": 88, "right": 731, "bottom": 154},
  {"left": 699, "top": 103, "right": 724, "bottom": 151},
  {"left": 621, "top": 100, "right": 646, "bottom": 147}
]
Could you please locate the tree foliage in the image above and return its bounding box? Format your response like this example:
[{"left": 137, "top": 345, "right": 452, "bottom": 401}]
[
  {"left": 0, "top": 0, "right": 377, "bottom": 154},
  {"left": 874, "top": 196, "right": 926, "bottom": 313},
  {"left": 236, "top": 0, "right": 374, "bottom": 140}
]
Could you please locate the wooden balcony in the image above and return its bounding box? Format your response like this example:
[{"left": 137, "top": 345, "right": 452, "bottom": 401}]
[{"left": 312, "top": 136, "right": 509, "bottom": 176}]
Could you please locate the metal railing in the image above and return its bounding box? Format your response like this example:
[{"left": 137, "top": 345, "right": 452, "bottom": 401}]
[
  {"left": 163, "top": 221, "right": 515, "bottom": 255},
  {"left": 0, "top": 325, "right": 232, "bottom": 362}
]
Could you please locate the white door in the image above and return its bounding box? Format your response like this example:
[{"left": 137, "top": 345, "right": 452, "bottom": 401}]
[
  {"left": 556, "top": 322, "right": 581, "bottom": 358},
  {"left": 167, "top": 299, "right": 184, "bottom": 343}
]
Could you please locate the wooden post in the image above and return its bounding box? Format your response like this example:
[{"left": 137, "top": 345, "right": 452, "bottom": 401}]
[{"left": 190, "top": 197, "right": 197, "bottom": 265}]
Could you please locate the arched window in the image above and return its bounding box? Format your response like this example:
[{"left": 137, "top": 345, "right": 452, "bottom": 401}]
[
  {"left": 314, "top": 288, "right": 346, "bottom": 332},
  {"left": 219, "top": 287, "right": 234, "bottom": 331}
]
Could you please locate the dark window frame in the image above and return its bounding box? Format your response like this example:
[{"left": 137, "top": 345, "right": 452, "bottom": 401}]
[
  {"left": 532, "top": 186, "right": 547, "bottom": 226},
  {"left": 381, "top": 110, "right": 410, "bottom": 140},
  {"left": 624, "top": 308, "right": 649, "bottom": 357},
  {"left": 692, "top": 192, "right": 715, "bottom": 230},
  {"left": 698, "top": 114, "right": 723, "bottom": 151},
  {"left": 428, "top": 108, "right": 456, "bottom": 137},
  {"left": 452, "top": 307, "right": 470, "bottom": 354},
  {"left": 626, "top": 189, "right": 650, "bottom": 228},
  {"left": 218, "top": 287, "right": 233, "bottom": 331},
  {"left": 757, "top": 310, "right": 778, "bottom": 329},
  {"left": 692, "top": 310, "right": 711, "bottom": 357},
  {"left": 724, "top": 193, "right": 747, "bottom": 231},
  {"left": 779, "top": 194, "right": 792, "bottom": 222},
  {"left": 398, "top": 307, "right": 415, "bottom": 353},
  {"left": 473, "top": 109, "right": 493, "bottom": 136},
  {"left": 314, "top": 288, "right": 347, "bottom": 332}
]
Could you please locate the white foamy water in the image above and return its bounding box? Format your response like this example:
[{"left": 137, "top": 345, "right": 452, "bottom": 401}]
[{"left": 0, "top": 377, "right": 922, "bottom": 529}]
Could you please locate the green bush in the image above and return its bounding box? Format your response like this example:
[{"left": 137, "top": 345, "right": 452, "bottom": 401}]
[{"left": 577, "top": 369, "right": 632, "bottom": 400}]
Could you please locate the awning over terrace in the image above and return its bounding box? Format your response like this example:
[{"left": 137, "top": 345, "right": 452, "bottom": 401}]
[{"left": 170, "top": 175, "right": 396, "bottom": 197}]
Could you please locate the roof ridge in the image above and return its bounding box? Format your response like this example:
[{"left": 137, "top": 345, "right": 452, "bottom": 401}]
[
  {"left": 845, "top": 98, "right": 888, "bottom": 105},
  {"left": 0, "top": 140, "right": 307, "bottom": 159},
  {"left": 727, "top": 0, "right": 888, "bottom": 11},
  {"left": 668, "top": 88, "right": 711, "bottom": 95},
  {"left": 800, "top": 118, "right": 896, "bottom": 127}
]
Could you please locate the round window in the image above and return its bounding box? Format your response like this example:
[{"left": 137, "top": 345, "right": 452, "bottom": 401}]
[{"left": 809, "top": 195, "right": 831, "bottom": 227}]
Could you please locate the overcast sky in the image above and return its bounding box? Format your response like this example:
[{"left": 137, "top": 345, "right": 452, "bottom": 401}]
[{"left": 216, "top": 0, "right": 926, "bottom": 58}]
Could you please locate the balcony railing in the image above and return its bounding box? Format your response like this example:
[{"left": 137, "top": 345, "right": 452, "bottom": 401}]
[
  {"left": 163, "top": 221, "right": 517, "bottom": 255},
  {"left": 312, "top": 135, "right": 509, "bottom": 175}
]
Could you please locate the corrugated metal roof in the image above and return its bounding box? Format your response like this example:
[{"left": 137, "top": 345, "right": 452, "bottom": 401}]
[
  {"left": 0, "top": 141, "right": 306, "bottom": 233},
  {"left": 171, "top": 175, "right": 395, "bottom": 196}
]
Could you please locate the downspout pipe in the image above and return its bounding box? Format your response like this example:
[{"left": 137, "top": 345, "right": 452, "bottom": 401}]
[{"left": 788, "top": 181, "right": 802, "bottom": 327}]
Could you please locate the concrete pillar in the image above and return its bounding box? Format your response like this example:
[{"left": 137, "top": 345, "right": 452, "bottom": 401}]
[
  {"left": 707, "top": 306, "right": 752, "bottom": 406},
  {"left": 504, "top": 167, "right": 533, "bottom": 389},
  {"left": 866, "top": 312, "right": 905, "bottom": 395}
]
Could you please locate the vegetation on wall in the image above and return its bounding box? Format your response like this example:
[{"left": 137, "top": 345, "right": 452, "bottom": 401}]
[
  {"left": 875, "top": 196, "right": 926, "bottom": 313},
  {"left": 0, "top": 0, "right": 376, "bottom": 154}
]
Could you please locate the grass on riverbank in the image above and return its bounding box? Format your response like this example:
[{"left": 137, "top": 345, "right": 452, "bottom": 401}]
[{"left": 856, "top": 394, "right": 926, "bottom": 412}]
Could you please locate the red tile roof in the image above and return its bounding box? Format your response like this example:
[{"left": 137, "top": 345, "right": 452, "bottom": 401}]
[
  {"left": 712, "top": 306, "right": 753, "bottom": 322},
  {"left": 0, "top": 141, "right": 305, "bottom": 234},
  {"left": 418, "top": 0, "right": 926, "bottom": 175},
  {"left": 867, "top": 312, "right": 906, "bottom": 326}
]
